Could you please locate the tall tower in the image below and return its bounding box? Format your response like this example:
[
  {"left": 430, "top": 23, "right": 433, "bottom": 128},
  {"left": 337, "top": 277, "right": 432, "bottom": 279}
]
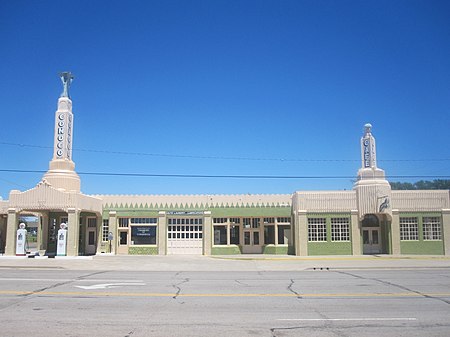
[
  {"left": 354, "top": 123, "right": 391, "bottom": 219},
  {"left": 42, "top": 72, "right": 81, "bottom": 192}
]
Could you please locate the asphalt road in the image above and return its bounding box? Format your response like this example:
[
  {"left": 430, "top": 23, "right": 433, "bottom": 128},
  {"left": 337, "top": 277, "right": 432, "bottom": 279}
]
[{"left": 0, "top": 265, "right": 449, "bottom": 336}]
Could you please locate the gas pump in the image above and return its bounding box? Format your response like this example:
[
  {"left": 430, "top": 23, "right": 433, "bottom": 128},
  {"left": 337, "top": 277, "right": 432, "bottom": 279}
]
[
  {"left": 16, "top": 223, "right": 27, "bottom": 256},
  {"left": 56, "top": 223, "right": 68, "bottom": 256}
]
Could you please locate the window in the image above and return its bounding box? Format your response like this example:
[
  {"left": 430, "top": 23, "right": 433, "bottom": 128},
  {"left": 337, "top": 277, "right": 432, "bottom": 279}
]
[
  {"left": 213, "top": 218, "right": 227, "bottom": 224},
  {"left": 400, "top": 217, "right": 418, "bottom": 241},
  {"left": 229, "top": 218, "right": 241, "bottom": 224},
  {"left": 277, "top": 217, "right": 291, "bottom": 223},
  {"left": 102, "top": 219, "right": 109, "bottom": 242},
  {"left": 308, "top": 218, "right": 327, "bottom": 242},
  {"left": 87, "top": 218, "right": 97, "bottom": 228},
  {"left": 243, "top": 218, "right": 251, "bottom": 228},
  {"left": 253, "top": 232, "right": 260, "bottom": 245},
  {"left": 230, "top": 225, "right": 240, "bottom": 245},
  {"left": 119, "top": 218, "right": 129, "bottom": 227},
  {"left": 130, "top": 218, "right": 157, "bottom": 224},
  {"left": 362, "top": 214, "right": 379, "bottom": 227},
  {"left": 331, "top": 218, "right": 350, "bottom": 241},
  {"left": 263, "top": 217, "right": 275, "bottom": 224},
  {"left": 423, "top": 217, "right": 441, "bottom": 240},
  {"left": 168, "top": 218, "right": 203, "bottom": 226},
  {"left": 131, "top": 226, "right": 157, "bottom": 245},
  {"left": 252, "top": 218, "right": 260, "bottom": 228},
  {"left": 168, "top": 222, "right": 203, "bottom": 240},
  {"left": 214, "top": 226, "right": 227, "bottom": 245},
  {"left": 264, "top": 225, "right": 275, "bottom": 244}
]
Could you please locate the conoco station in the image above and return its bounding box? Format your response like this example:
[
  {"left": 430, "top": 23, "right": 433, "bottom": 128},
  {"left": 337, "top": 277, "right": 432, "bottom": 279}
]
[{"left": 1, "top": 73, "right": 449, "bottom": 257}]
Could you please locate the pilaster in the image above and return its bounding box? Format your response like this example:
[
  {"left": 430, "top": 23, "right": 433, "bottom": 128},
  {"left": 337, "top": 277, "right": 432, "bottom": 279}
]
[
  {"left": 351, "top": 210, "right": 361, "bottom": 255},
  {"left": 442, "top": 209, "right": 450, "bottom": 256},
  {"left": 297, "top": 210, "right": 308, "bottom": 256},
  {"left": 95, "top": 214, "right": 103, "bottom": 254},
  {"left": 108, "top": 211, "right": 117, "bottom": 254},
  {"left": 5, "top": 208, "right": 18, "bottom": 256},
  {"left": 38, "top": 212, "right": 49, "bottom": 253},
  {"left": 158, "top": 211, "right": 167, "bottom": 255},
  {"left": 203, "top": 211, "right": 212, "bottom": 255},
  {"left": 391, "top": 209, "right": 401, "bottom": 255},
  {"left": 66, "top": 208, "right": 80, "bottom": 256}
]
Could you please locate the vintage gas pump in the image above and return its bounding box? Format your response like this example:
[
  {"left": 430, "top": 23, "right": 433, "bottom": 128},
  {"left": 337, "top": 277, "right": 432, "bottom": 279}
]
[
  {"left": 56, "top": 223, "right": 68, "bottom": 256},
  {"left": 16, "top": 223, "right": 27, "bottom": 256}
]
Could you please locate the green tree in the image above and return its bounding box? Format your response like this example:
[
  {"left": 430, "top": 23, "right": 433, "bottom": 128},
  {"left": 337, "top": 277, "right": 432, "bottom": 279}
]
[{"left": 389, "top": 179, "right": 450, "bottom": 190}]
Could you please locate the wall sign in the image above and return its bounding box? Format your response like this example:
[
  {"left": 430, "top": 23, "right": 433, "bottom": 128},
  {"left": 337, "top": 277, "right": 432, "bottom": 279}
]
[
  {"left": 166, "top": 211, "right": 204, "bottom": 215},
  {"left": 55, "top": 112, "right": 73, "bottom": 160}
]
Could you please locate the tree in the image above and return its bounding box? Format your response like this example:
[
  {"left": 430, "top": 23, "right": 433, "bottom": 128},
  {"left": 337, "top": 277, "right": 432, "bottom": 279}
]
[{"left": 389, "top": 179, "right": 450, "bottom": 190}]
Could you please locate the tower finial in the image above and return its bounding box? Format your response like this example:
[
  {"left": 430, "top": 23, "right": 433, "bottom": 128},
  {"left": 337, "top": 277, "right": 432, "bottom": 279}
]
[{"left": 59, "top": 71, "right": 74, "bottom": 98}]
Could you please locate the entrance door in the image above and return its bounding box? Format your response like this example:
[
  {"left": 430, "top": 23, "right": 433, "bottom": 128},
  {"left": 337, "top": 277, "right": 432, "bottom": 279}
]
[
  {"left": 363, "top": 228, "right": 381, "bottom": 254},
  {"left": 85, "top": 217, "right": 97, "bottom": 255},
  {"left": 242, "top": 229, "right": 262, "bottom": 253},
  {"left": 85, "top": 229, "right": 96, "bottom": 255},
  {"left": 117, "top": 230, "right": 128, "bottom": 254}
]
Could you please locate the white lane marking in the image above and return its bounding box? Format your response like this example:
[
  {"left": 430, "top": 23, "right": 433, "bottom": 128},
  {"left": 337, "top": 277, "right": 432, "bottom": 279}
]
[
  {"left": 278, "top": 318, "right": 417, "bottom": 321},
  {"left": 0, "top": 278, "right": 144, "bottom": 283},
  {"left": 75, "top": 283, "right": 146, "bottom": 290}
]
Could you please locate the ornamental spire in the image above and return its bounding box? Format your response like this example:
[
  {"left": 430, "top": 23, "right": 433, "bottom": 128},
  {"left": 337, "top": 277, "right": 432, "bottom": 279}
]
[
  {"left": 59, "top": 71, "right": 74, "bottom": 98},
  {"left": 361, "top": 123, "right": 377, "bottom": 169}
]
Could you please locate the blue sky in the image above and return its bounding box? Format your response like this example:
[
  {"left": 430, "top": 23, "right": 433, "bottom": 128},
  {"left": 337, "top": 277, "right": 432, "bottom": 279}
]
[{"left": 0, "top": 0, "right": 449, "bottom": 198}]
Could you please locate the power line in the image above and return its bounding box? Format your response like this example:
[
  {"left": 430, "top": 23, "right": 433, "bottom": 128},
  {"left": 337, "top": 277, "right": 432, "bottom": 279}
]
[
  {"left": 1, "top": 141, "right": 449, "bottom": 163},
  {"left": 0, "top": 169, "right": 449, "bottom": 180}
]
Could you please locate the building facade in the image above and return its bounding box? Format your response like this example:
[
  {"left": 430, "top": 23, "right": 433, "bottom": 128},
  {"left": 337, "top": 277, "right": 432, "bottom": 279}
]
[{"left": 1, "top": 77, "right": 449, "bottom": 257}]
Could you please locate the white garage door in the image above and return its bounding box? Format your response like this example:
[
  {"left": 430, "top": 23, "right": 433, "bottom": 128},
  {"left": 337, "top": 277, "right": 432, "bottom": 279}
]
[{"left": 167, "top": 218, "right": 203, "bottom": 254}]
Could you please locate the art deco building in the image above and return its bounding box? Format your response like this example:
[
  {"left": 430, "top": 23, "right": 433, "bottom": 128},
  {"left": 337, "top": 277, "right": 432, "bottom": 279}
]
[{"left": 1, "top": 76, "right": 449, "bottom": 257}]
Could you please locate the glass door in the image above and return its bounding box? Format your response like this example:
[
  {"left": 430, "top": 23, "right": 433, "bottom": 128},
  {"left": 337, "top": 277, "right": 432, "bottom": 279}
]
[
  {"left": 117, "top": 230, "right": 128, "bottom": 254},
  {"left": 242, "top": 229, "right": 262, "bottom": 253},
  {"left": 363, "top": 228, "right": 381, "bottom": 254}
]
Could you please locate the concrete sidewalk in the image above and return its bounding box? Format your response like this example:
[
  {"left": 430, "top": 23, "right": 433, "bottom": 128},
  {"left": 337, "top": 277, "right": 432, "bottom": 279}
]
[{"left": 1, "top": 254, "right": 449, "bottom": 271}]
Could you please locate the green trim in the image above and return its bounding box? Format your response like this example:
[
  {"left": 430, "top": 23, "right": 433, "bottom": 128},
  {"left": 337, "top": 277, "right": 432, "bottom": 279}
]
[
  {"left": 263, "top": 245, "right": 291, "bottom": 255},
  {"left": 104, "top": 210, "right": 160, "bottom": 217},
  {"left": 103, "top": 206, "right": 291, "bottom": 217},
  {"left": 211, "top": 245, "right": 241, "bottom": 255},
  {"left": 128, "top": 246, "right": 158, "bottom": 255},
  {"left": 400, "top": 241, "right": 444, "bottom": 255},
  {"left": 308, "top": 242, "right": 352, "bottom": 255}
]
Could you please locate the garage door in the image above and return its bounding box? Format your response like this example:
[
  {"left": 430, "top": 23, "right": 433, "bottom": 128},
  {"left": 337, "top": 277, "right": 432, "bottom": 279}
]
[{"left": 167, "top": 218, "right": 203, "bottom": 254}]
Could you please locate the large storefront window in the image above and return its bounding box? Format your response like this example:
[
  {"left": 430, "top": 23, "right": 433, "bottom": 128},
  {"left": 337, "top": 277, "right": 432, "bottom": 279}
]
[
  {"left": 214, "top": 225, "right": 227, "bottom": 245},
  {"left": 118, "top": 217, "right": 158, "bottom": 246},
  {"left": 131, "top": 226, "right": 157, "bottom": 245},
  {"left": 264, "top": 225, "right": 275, "bottom": 244}
]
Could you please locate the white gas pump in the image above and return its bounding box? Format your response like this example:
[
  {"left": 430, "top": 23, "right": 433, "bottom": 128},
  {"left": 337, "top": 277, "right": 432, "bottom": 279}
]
[
  {"left": 56, "top": 223, "right": 68, "bottom": 256},
  {"left": 16, "top": 223, "right": 27, "bottom": 256}
]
